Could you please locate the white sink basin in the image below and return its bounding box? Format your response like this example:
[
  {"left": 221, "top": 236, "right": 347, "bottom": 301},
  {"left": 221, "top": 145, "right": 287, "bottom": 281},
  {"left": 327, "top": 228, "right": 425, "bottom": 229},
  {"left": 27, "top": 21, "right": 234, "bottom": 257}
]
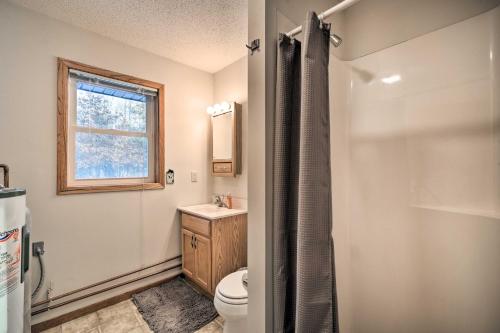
[{"left": 178, "top": 204, "right": 247, "bottom": 220}]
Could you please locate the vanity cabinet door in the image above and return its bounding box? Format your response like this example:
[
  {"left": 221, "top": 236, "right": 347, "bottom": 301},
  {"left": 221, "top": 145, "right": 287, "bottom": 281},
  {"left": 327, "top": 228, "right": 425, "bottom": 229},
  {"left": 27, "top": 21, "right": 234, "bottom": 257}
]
[
  {"left": 194, "top": 234, "right": 211, "bottom": 292},
  {"left": 182, "top": 229, "right": 195, "bottom": 278}
]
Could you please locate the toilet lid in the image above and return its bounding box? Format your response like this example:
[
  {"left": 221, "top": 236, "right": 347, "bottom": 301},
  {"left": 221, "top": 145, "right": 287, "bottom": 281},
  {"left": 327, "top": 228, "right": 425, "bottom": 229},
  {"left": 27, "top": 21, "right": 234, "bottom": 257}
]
[
  {"left": 216, "top": 270, "right": 248, "bottom": 302},
  {"left": 215, "top": 289, "right": 248, "bottom": 305}
]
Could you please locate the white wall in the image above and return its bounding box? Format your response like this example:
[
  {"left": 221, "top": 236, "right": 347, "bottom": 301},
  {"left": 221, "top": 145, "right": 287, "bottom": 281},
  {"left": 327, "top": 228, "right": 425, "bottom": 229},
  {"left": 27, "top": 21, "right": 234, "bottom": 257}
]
[
  {"left": 212, "top": 57, "right": 248, "bottom": 208},
  {"left": 339, "top": 0, "right": 500, "bottom": 60},
  {"left": 247, "top": 0, "right": 272, "bottom": 330},
  {"left": 0, "top": 1, "right": 214, "bottom": 322},
  {"left": 331, "top": 6, "right": 500, "bottom": 333}
]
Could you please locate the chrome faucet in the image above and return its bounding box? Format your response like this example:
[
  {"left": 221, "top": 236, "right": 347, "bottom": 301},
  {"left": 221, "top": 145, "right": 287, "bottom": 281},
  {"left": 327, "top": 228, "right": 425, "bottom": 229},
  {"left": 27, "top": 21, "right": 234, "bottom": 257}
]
[{"left": 214, "top": 194, "right": 228, "bottom": 208}]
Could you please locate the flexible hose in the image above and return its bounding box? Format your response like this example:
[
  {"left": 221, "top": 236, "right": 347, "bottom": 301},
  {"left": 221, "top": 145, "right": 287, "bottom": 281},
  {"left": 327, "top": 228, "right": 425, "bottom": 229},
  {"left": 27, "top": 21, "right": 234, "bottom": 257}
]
[{"left": 31, "top": 250, "right": 45, "bottom": 299}]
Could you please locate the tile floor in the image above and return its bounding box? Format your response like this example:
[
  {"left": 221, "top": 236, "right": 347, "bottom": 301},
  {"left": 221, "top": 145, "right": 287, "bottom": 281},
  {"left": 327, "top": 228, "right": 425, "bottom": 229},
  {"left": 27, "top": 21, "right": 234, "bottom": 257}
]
[{"left": 41, "top": 299, "right": 223, "bottom": 333}]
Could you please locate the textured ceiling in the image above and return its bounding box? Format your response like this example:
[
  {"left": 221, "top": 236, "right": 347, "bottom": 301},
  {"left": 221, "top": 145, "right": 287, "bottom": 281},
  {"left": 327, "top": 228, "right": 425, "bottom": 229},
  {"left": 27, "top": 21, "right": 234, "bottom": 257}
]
[{"left": 8, "top": 0, "right": 248, "bottom": 73}]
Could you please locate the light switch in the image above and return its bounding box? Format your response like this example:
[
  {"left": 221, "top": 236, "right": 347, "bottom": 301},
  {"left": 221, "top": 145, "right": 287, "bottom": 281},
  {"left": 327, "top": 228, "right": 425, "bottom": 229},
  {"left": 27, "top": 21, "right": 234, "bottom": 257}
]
[{"left": 191, "top": 171, "right": 198, "bottom": 182}]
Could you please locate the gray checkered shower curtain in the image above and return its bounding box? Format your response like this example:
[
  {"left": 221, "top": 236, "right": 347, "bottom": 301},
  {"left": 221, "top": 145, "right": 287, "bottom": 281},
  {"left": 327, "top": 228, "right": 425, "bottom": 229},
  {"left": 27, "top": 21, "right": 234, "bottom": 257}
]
[{"left": 273, "top": 11, "right": 338, "bottom": 333}]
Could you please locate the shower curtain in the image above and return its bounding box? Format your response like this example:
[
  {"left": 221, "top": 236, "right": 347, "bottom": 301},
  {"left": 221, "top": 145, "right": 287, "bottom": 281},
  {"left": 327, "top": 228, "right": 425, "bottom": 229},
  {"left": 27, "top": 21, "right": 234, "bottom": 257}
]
[{"left": 273, "top": 12, "right": 338, "bottom": 333}]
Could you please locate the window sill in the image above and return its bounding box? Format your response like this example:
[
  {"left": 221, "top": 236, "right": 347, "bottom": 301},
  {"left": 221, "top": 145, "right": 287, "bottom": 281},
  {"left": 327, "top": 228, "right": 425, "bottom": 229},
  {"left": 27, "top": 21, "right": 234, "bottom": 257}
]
[{"left": 57, "top": 182, "right": 165, "bottom": 195}]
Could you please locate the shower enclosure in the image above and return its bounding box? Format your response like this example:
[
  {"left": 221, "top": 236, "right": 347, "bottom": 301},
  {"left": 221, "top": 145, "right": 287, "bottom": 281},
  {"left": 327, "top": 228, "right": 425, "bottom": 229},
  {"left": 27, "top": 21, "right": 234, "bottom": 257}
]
[
  {"left": 248, "top": 0, "right": 500, "bottom": 332},
  {"left": 329, "top": 4, "right": 500, "bottom": 332}
]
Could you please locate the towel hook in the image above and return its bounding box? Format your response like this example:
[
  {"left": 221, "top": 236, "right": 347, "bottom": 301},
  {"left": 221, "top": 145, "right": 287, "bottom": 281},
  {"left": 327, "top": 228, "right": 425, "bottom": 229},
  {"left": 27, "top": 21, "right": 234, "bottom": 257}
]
[{"left": 245, "top": 39, "right": 260, "bottom": 55}]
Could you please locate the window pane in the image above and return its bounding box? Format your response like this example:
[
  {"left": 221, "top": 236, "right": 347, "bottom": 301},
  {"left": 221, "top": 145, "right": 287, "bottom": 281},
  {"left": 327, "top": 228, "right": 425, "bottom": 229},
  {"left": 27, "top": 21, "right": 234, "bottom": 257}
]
[
  {"left": 75, "top": 132, "right": 149, "bottom": 179},
  {"left": 76, "top": 88, "right": 148, "bottom": 132}
]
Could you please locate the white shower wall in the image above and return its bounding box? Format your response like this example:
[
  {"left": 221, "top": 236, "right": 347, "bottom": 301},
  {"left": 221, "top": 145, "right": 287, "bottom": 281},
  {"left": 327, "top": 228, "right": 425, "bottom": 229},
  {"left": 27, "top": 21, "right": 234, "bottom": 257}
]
[{"left": 331, "top": 6, "right": 500, "bottom": 333}]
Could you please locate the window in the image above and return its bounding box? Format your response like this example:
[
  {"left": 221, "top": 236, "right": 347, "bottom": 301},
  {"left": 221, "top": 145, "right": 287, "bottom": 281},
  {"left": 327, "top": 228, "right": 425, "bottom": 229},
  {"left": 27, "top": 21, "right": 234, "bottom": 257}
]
[{"left": 57, "top": 58, "right": 164, "bottom": 194}]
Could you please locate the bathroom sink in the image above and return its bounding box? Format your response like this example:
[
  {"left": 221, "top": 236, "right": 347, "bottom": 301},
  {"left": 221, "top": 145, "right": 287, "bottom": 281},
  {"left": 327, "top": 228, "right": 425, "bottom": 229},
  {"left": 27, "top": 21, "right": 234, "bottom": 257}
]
[{"left": 178, "top": 204, "right": 247, "bottom": 220}]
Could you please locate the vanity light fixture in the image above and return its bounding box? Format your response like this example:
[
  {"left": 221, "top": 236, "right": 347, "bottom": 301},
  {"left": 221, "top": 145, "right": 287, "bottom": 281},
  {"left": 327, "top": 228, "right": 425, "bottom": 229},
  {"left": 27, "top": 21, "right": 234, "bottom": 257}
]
[{"left": 207, "top": 101, "right": 233, "bottom": 116}]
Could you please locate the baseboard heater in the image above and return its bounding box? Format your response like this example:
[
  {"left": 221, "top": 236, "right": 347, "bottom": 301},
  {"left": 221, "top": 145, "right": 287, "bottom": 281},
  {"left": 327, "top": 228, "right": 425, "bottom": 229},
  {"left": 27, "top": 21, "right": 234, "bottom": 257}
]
[{"left": 31, "top": 255, "right": 182, "bottom": 316}]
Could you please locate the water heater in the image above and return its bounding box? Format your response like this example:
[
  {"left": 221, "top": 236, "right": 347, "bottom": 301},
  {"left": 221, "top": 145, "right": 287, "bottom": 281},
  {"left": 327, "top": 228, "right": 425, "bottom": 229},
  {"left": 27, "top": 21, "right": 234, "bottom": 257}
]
[{"left": 0, "top": 166, "right": 30, "bottom": 333}]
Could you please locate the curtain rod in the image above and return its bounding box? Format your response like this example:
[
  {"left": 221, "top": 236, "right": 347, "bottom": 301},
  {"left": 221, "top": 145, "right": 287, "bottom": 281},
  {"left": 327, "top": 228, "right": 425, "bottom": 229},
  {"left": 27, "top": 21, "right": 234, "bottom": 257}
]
[{"left": 286, "top": 0, "right": 361, "bottom": 37}]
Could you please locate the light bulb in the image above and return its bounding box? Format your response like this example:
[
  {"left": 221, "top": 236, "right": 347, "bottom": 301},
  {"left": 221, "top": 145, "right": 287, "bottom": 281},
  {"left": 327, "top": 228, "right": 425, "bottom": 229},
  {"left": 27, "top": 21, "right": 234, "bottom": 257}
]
[
  {"left": 221, "top": 101, "right": 231, "bottom": 111},
  {"left": 207, "top": 106, "right": 214, "bottom": 115},
  {"left": 214, "top": 104, "right": 222, "bottom": 114}
]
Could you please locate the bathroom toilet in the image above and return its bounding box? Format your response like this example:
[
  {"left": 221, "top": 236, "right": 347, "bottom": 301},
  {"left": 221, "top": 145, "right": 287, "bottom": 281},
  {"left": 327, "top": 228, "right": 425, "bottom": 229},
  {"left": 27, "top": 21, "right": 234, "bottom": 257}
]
[{"left": 214, "top": 269, "right": 248, "bottom": 333}]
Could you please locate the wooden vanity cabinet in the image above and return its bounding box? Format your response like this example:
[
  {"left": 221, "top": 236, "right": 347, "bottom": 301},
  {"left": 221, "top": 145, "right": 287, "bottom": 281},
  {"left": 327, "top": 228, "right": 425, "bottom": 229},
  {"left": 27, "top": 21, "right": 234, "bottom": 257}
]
[{"left": 181, "top": 212, "right": 247, "bottom": 295}]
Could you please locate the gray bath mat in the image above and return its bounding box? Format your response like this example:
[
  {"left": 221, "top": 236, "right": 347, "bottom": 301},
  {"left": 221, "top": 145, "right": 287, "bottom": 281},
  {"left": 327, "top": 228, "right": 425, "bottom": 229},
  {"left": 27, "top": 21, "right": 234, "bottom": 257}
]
[{"left": 132, "top": 277, "right": 218, "bottom": 333}]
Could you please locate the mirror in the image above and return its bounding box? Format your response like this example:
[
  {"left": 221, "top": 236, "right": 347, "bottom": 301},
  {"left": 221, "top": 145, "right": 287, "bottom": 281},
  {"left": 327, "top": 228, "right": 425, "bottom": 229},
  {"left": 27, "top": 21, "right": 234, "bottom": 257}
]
[
  {"left": 212, "top": 112, "right": 233, "bottom": 160},
  {"left": 211, "top": 102, "right": 242, "bottom": 177}
]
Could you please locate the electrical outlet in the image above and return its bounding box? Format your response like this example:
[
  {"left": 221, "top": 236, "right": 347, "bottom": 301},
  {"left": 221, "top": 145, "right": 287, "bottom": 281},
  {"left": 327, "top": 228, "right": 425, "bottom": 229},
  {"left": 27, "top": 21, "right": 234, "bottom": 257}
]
[
  {"left": 166, "top": 169, "right": 174, "bottom": 184},
  {"left": 32, "top": 241, "right": 45, "bottom": 255},
  {"left": 191, "top": 171, "right": 198, "bottom": 182}
]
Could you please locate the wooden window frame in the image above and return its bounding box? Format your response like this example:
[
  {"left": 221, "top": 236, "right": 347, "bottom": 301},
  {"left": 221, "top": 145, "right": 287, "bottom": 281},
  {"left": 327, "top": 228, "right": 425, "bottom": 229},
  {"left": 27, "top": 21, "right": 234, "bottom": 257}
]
[{"left": 57, "top": 58, "right": 165, "bottom": 195}]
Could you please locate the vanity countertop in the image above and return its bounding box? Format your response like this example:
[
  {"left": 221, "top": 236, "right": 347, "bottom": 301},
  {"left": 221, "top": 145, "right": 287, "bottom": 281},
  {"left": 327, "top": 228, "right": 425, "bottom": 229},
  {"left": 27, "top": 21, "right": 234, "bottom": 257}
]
[{"left": 178, "top": 204, "right": 247, "bottom": 220}]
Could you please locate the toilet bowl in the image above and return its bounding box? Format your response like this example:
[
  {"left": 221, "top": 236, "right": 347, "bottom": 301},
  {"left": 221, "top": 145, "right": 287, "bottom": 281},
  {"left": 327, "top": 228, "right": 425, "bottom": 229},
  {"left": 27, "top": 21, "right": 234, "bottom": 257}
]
[{"left": 214, "top": 269, "right": 248, "bottom": 333}]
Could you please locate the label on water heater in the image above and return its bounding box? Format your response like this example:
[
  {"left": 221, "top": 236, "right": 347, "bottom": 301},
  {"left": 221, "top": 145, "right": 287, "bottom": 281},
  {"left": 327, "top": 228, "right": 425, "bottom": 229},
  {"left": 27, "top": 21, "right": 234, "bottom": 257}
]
[{"left": 0, "top": 227, "right": 21, "bottom": 297}]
